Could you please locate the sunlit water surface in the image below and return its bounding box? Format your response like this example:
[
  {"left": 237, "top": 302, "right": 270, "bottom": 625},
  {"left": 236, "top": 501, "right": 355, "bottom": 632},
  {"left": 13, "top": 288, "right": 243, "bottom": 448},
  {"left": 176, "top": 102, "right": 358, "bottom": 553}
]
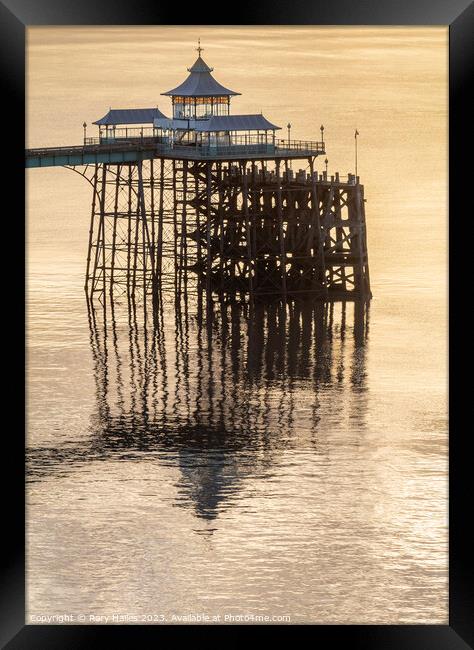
[{"left": 26, "top": 26, "right": 447, "bottom": 624}]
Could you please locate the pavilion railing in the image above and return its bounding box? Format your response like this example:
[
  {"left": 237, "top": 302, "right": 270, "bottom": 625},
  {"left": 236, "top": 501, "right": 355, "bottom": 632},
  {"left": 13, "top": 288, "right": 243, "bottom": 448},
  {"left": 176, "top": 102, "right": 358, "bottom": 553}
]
[
  {"left": 85, "top": 128, "right": 325, "bottom": 155},
  {"left": 275, "top": 139, "right": 325, "bottom": 154}
]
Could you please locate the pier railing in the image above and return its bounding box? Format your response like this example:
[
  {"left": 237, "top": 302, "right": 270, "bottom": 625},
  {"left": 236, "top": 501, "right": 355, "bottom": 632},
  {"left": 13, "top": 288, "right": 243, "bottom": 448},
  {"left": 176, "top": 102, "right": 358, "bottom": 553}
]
[
  {"left": 90, "top": 127, "right": 324, "bottom": 148},
  {"left": 26, "top": 136, "right": 326, "bottom": 168},
  {"left": 83, "top": 134, "right": 325, "bottom": 158}
]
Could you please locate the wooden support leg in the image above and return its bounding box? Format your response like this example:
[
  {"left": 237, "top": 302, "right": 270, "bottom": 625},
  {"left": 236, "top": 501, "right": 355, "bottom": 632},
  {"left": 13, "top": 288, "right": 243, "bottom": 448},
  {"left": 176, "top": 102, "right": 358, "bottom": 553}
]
[
  {"left": 90, "top": 164, "right": 107, "bottom": 301},
  {"left": 109, "top": 164, "right": 121, "bottom": 298},
  {"left": 85, "top": 164, "right": 99, "bottom": 293},
  {"left": 275, "top": 160, "right": 287, "bottom": 300},
  {"left": 205, "top": 162, "right": 212, "bottom": 308},
  {"left": 241, "top": 161, "right": 254, "bottom": 298},
  {"left": 156, "top": 158, "right": 165, "bottom": 299}
]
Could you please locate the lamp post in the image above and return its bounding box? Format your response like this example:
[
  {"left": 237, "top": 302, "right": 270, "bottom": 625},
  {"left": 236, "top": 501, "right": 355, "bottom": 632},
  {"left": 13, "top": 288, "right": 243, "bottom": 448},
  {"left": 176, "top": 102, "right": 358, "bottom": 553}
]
[
  {"left": 287, "top": 123, "right": 291, "bottom": 148},
  {"left": 83, "top": 122, "right": 87, "bottom": 144},
  {"left": 320, "top": 124, "right": 324, "bottom": 147},
  {"left": 324, "top": 157, "right": 328, "bottom": 174}
]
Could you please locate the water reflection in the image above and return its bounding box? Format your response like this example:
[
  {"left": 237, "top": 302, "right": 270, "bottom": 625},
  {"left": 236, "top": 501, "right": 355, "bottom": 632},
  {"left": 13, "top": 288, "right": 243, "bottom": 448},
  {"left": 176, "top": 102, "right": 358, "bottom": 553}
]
[{"left": 27, "top": 297, "right": 369, "bottom": 521}]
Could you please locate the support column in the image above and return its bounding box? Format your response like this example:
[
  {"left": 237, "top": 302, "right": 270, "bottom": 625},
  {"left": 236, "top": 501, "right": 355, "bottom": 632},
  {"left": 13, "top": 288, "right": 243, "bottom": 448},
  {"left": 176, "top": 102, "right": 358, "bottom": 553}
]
[
  {"left": 275, "top": 160, "right": 287, "bottom": 300},
  {"left": 205, "top": 162, "right": 212, "bottom": 307},
  {"left": 241, "top": 161, "right": 254, "bottom": 298},
  {"left": 309, "top": 157, "right": 327, "bottom": 296},
  {"left": 85, "top": 164, "right": 99, "bottom": 292}
]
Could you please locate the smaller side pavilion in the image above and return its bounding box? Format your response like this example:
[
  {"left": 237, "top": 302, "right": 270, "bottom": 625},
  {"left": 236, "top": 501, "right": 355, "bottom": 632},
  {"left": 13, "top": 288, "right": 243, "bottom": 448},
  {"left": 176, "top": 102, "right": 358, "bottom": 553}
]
[{"left": 92, "top": 107, "right": 168, "bottom": 141}]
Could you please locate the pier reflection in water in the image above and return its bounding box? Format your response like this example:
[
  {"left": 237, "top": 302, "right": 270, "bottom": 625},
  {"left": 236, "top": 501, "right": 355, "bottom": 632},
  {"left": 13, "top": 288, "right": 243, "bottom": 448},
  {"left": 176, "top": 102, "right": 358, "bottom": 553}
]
[
  {"left": 26, "top": 292, "right": 447, "bottom": 624},
  {"left": 93, "top": 298, "right": 369, "bottom": 522},
  {"left": 28, "top": 297, "right": 369, "bottom": 524}
]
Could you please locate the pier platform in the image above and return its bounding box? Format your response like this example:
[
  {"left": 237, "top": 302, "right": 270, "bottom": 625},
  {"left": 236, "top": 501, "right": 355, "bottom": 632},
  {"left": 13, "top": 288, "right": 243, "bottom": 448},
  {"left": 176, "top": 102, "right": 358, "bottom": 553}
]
[{"left": 25, "top": 139, "right": 325, "bottom": 169}]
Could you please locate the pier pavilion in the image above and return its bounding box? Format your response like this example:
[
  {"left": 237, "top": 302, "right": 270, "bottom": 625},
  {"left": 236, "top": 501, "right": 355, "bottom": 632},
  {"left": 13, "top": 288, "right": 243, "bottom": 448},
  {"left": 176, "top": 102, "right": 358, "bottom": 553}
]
[{"left": 92, "top": 44, "right": 282, "bottom": 155}]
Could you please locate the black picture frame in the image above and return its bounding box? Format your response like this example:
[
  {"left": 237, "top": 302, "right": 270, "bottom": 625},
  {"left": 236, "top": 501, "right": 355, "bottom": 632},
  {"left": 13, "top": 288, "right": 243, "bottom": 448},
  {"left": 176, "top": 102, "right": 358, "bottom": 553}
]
[{"left": 2, "top": 0, "right": 471, "bottom": 646}]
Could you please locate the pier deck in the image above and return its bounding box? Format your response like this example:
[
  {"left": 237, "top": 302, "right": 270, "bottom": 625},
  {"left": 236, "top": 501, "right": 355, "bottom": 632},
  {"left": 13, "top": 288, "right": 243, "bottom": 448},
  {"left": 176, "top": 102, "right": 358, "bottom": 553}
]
[{"left": 25, "top": 139, "right": 325, "bottom": 169}]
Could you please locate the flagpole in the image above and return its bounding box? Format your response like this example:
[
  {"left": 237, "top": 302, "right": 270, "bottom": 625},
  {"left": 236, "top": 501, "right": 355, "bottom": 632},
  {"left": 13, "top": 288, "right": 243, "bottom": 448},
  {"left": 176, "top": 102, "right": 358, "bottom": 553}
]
[{"left": 355, "top": 129, "right": 359, "bottom": 177}]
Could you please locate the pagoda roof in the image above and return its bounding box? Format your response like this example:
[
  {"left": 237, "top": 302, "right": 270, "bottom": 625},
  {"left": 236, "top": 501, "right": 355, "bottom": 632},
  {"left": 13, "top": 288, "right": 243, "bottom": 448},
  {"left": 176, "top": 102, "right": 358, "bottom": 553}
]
[
  {"left": 162, "top": 55, "right": 240, "bottom": 98},
  {"left": 93, "top": 107, "right": 168, "bottom": 126},
  {"left": 194, "top": 114, "right": 281, "bottom": 132},
  {"left": 188, "top": 55, "right": 213, "bottom": 73}
]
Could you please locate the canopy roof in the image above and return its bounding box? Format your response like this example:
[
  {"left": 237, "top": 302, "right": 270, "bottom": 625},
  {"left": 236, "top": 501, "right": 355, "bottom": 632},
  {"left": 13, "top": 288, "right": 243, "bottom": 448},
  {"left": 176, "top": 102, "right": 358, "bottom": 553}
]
[
  {"left": 194, "top": 114, "right": 281, "bottom": 132},
  {"left": 93, "top": 108, "right": 167, "bottom": 126},
  {"left": 162, "top": 55, "right": 240, "bottom": 98}
]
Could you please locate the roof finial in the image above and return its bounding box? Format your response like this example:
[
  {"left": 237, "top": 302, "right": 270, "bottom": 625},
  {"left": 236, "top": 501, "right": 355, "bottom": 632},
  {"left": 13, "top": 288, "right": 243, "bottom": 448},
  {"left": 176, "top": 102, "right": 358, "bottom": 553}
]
[{"left": 196, "top": 38, "right": 203, "bottom": 56}]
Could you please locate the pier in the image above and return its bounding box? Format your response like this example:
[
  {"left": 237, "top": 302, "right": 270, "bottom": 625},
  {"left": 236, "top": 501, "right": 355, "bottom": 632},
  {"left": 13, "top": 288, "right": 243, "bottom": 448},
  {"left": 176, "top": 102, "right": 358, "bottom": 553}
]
[{"left": 25, "top": 44, "right": 371, "bottom": 305}]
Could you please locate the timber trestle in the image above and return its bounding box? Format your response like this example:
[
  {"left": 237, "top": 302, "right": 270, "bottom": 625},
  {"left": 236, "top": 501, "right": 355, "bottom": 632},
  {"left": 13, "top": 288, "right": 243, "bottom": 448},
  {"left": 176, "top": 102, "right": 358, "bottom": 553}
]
[{"left": 81, "top": 156, "right": 371, "bottom": 307}]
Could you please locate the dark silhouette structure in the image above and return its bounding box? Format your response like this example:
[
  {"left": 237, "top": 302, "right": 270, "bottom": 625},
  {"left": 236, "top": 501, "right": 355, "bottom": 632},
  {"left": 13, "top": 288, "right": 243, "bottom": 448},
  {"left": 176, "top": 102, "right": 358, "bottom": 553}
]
[{"left": 25, "top": 46, "right": 371, "bottom": 307}]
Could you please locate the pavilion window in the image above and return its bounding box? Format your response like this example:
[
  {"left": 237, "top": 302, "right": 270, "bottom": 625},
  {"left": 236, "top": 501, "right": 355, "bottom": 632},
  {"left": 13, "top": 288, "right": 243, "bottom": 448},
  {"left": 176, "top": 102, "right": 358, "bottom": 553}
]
[
  {"left": 170, "top": 95, "right": 232, "bottom": 119},
  {"left": 172, "top": 96, "right": 197, "bottom": 119},
  {"left": 195, "top": 97, "right": 214, "bottom": 119}
]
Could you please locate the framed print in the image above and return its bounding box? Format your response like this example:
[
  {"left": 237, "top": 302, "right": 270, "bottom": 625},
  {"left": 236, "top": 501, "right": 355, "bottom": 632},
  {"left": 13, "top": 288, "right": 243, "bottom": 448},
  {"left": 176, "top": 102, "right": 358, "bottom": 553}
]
[{"left": 1, "top": 0, "right": 472, "bottom": 646}]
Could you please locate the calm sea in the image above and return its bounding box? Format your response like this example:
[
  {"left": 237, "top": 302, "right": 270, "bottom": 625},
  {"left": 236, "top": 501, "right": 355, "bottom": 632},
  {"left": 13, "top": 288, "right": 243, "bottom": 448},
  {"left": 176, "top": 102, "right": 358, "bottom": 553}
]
[{"left": 26, "top": 26, "right": 448, "bottom": 624}]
